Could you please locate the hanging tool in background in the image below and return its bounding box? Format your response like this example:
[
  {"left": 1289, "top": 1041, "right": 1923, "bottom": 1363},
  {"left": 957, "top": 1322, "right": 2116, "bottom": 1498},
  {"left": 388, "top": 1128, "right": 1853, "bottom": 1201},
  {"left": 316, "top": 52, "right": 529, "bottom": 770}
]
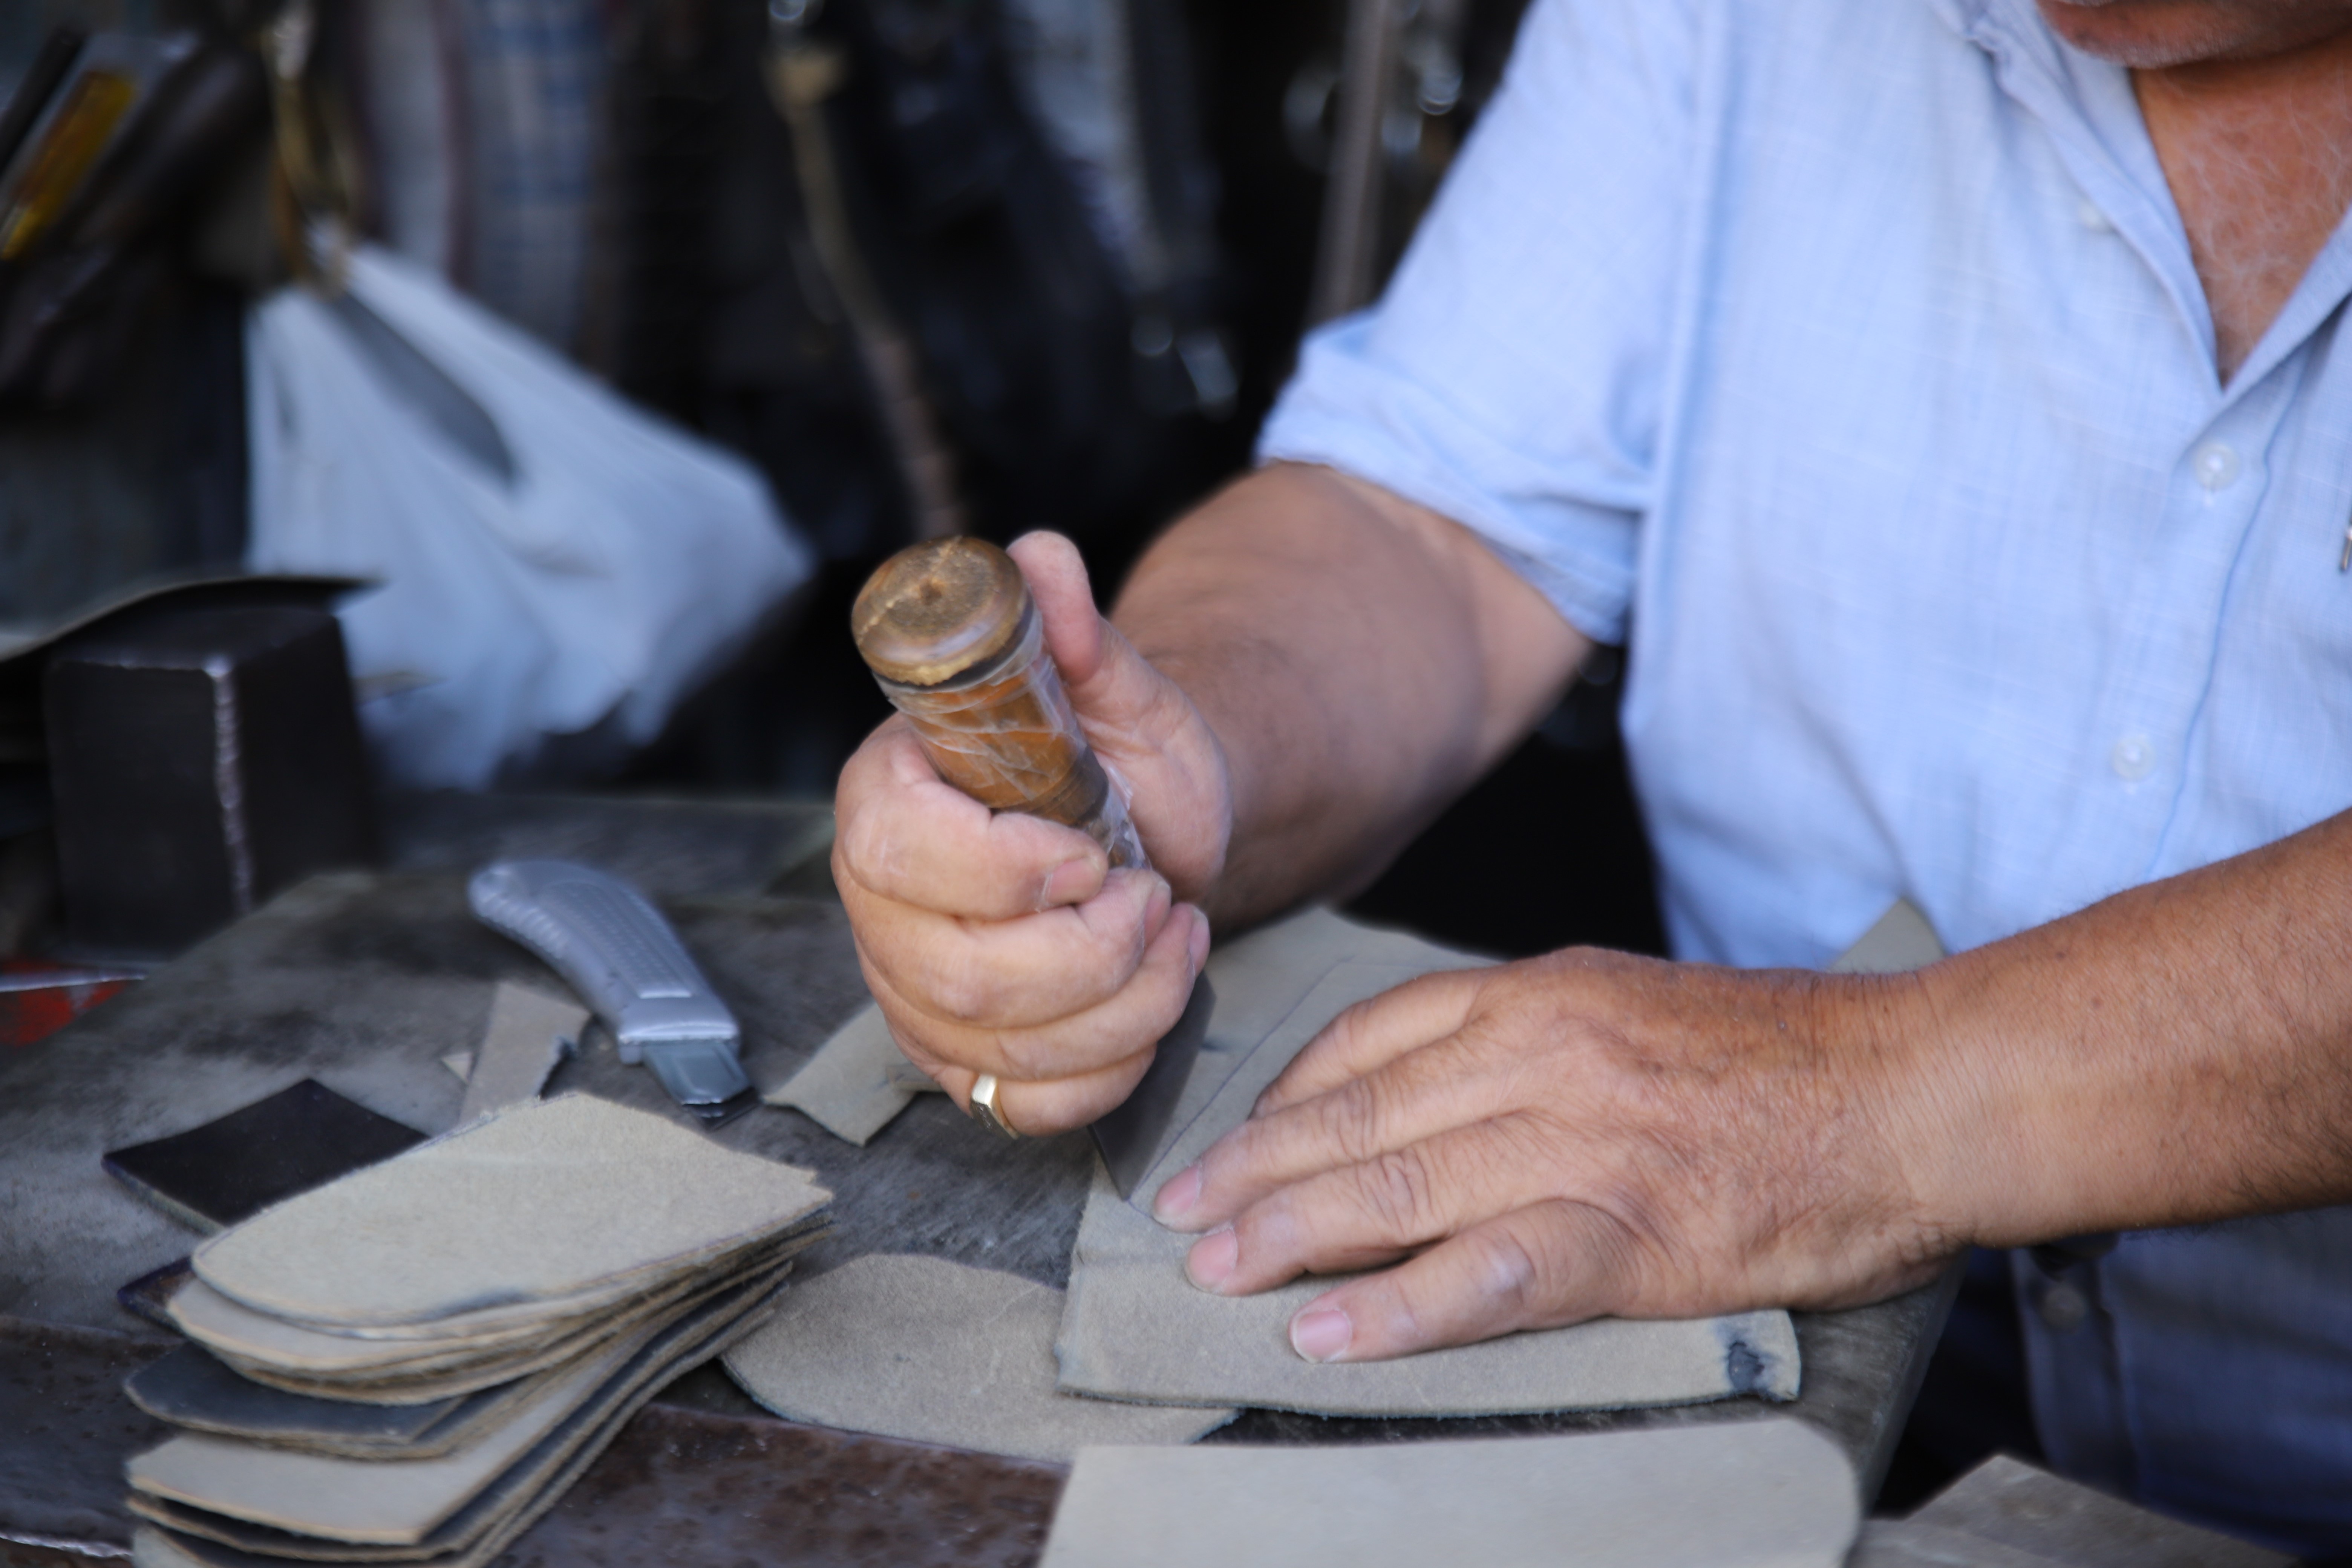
[
  {"left": 763, "top": 0, "right": 967, "bottom": 545},
  {"left": 1303, "top": 0, "right": 1487, "bottom": 326},
  {"left": 0, "top": 29, "right": 269, "bottom": 407},
  {"left": 0, "top": 961, "right": 141, "bottom": 1048}
]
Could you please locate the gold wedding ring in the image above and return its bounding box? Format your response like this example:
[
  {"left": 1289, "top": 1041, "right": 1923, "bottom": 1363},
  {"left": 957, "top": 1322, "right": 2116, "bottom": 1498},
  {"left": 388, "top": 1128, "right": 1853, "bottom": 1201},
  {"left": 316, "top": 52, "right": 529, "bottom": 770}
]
[{"left": 969, "top": 1073, "right": 1020, "bottom": 1139}]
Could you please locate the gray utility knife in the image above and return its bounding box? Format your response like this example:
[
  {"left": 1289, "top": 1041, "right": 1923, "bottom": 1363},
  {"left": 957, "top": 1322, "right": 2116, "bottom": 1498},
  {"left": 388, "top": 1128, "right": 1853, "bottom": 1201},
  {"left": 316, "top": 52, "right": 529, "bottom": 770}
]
[{"left": 467, "top": 859, "right": 756, "bottom": 1125}]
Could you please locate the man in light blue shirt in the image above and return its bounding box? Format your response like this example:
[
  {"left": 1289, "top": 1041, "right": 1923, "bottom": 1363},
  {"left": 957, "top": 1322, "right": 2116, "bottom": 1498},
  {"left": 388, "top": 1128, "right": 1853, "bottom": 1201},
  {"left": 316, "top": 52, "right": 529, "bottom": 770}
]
[{"left": 831, "top": 0, "right": 2352, "bottom": 1551}]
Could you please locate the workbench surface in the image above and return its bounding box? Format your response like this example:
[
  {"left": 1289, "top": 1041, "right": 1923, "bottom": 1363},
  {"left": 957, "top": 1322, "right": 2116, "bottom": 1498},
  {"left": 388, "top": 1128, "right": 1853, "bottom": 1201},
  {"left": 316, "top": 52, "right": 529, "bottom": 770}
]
[{"left": 0, "top": 794, "right": 1955, "bottom": 1566}]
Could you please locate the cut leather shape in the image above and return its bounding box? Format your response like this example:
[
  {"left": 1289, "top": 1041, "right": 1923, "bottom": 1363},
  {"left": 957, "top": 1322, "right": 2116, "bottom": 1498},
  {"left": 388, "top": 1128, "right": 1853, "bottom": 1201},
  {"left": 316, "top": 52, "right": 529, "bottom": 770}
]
[
  {"left": 1038, "top": 1418, "right": 1859, "bottom": 1568},
  {"left": 453, "top": 984, "right": 586, "bottom": 1126},
  {"left": 1050, "top": 903, "right": 1948, "bottom": 1420},
  {"left": 1060, "top": 1159, "right": 1798, "bottom": 1416},
  {"left": 1055, "top": 955, "right": 1799, "bottom": 1416},
  {"left": 168, "top": 1229, "right": 822, "bottom": 1404},
  {"left": 103, "top": 1081, "right": 427, "bottom": 1234},
  {"left": 127, "top": 1345, "right": 474, "bottom": 1455},
  {"left": 764, "top": 906, "right": 1476, "bottom": 1150},
  {"left": 126, "top": 1271, "right": 789, "bottom": 1568},
  {"left": 723, "top": 1253, "right": 1232, "bottom": 1464},
  {"left": 191, "top": 1094, "right": 830, "bottom": 1330},
  {"left": 762, "top": 1004, "right": 941, "bottom": 1145},
  {"left": 128, "top": 1259, "right": 792, "bottom": 1552}
]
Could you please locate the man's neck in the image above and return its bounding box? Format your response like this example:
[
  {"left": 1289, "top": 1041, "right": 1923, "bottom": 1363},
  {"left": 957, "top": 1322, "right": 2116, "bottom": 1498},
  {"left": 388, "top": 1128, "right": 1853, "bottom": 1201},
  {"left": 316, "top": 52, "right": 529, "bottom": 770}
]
[{"left": 2132, "top": 31, "right": 2352, "bottom": 383}]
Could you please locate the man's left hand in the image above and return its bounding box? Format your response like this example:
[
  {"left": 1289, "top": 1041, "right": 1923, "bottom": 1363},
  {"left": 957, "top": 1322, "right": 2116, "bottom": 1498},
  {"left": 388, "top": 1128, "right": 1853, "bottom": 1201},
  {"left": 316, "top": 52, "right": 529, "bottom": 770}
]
[{"left": 1148, "top": 948, "right": 1958, "bottom": 1362}]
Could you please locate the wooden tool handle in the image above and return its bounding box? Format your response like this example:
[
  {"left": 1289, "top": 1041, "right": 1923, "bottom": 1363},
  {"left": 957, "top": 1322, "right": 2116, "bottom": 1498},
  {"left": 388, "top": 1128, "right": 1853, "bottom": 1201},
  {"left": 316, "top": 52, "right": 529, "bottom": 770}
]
[{"left": 853, "top": 538, "right": 1147, "bottom": 869}]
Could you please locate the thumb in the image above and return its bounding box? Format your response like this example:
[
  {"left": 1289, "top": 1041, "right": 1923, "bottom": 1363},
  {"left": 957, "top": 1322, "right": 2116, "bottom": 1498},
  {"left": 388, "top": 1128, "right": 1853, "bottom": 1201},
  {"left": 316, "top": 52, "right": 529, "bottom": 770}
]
[
  {"left": 1007, "top": 529, "right": 1231, "bottom": 899},
  {"left": 1008, "top": 531, "right": 1108, "bottom": 683},
  {"left": 1007, "top": 532, "right": 1169, "bottom": 740}
]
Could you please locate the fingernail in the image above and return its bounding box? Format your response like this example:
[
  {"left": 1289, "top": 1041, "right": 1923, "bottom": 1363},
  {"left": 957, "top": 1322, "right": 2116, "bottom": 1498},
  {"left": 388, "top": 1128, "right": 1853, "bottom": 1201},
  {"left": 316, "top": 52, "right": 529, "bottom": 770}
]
[
  {"left": 1038, "top": 857, "right": 1098, "bottom": 909},
  {"left": 1185, "top": 1227, "right": 1238, "bottom": 1290},
  {"left": 1290, "top": 1306, "right": 1352, "bottom": 1363},
  {"left": 1153, "top": 1164, "right": 1202, "bottom": 1225},
  {"left": 1185, "top": 908, "right": 1210, "bottom": 974}
]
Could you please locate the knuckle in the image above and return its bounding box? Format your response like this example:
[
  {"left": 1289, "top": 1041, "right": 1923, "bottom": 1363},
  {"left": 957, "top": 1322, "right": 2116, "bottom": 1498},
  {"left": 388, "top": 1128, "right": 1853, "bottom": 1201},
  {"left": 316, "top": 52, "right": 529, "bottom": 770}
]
[
  {"left": 922, "top": 949, "right": 1006, "bottom": 1025},
  {"left": 1356, "top": 1147, "right": 1441, "bottom": 1239},
  {"left": 1318, "top": 1081, "right": 1392, "bottom": 1166},
  {"left": 837, "top": 802, "right": 910, "bottom": 889},
  {"left": 1464, "top": 1219, "right": 1550, "bottom": 1313},
  {"left": 992, "top": 1027, "right": 1061, "bottom": 1080}
]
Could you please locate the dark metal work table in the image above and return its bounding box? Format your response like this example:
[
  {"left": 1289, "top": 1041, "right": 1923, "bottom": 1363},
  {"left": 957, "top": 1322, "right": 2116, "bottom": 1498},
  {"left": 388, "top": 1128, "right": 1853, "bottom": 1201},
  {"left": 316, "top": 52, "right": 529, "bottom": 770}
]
[{"left": 0, "top": 793, "right": 1956, "bottom": 1566}]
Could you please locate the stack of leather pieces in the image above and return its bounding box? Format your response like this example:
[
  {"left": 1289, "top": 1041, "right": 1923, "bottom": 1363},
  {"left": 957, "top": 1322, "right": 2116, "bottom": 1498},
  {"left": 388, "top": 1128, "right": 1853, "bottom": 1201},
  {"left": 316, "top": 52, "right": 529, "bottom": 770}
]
[{"left": 119, "top": 1094, "right": 832, "bottom": 1568}]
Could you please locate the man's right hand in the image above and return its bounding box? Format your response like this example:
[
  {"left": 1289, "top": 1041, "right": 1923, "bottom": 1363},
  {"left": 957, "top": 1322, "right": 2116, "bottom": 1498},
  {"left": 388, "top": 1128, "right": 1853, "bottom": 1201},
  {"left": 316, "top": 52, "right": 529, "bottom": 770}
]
[{"left": 831, "top": 531, "right": 1231, "bottom": 1136}]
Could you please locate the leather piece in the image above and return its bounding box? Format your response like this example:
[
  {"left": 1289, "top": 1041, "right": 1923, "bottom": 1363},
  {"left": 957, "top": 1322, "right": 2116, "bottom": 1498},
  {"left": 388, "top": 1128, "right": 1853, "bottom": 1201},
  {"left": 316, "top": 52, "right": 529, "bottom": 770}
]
[
  {"left": 0, "top": 1312, "right": 1062, "bottom": 1566},
  {"left": 1055, "top": 961, "right": 1797, "bottom": 1418},
  {"left": 1038, "top": 1418, "right": 1859, "bottom": 1568},
  {"left": 167, "top": 1230, "right": 822, "bottom": 1405},
  {"left": 1049, "top": 959, "right": 1797, "bottom": 1420},
  {"left": 453, "top": 985, "right": 585, "bottom": 1126},
  {"left": 762, "top": 1004, "right": 941, "bottom": 1146},
  {"left": 102, "top": 1081, "right": 427, "bottom": 1236},
  {"left": 724, "top": 1254, "right": 1231, "bottom": 1463},
  {"left": 191, "top": 1095, "right": 830, "bottom": 1331},
  {"left": 1060, "top": 1156, "right": 1799, "bottom": 1417},
  {"left": 1053, "top": 903, "right": 1948, "bottom": 1423},
  {"left": 126, "top": 1345, "right": 468, "bottom": 1453},
  {"left": 0, "top": 1317, "right": 172, "bottom": 1551},
  {"left": 128, "top": 1262, "right": 794, "bottom": 1551}
]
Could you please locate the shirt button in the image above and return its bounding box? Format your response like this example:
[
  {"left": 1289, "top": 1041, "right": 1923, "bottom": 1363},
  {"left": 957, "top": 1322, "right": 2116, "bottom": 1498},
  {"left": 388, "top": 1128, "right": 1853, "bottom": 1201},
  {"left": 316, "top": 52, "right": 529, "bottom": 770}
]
[
  {"left": 2111, "top": 734, "right": 2156, "bottom": 781},
  {"left": 2039, "top": 1281, "right": 2090, "bottom": 1332},
  {"left": 2191, "top": 441, "right": 2242, "bottom": 491},
  {"left": 2076, "top": 198, "right": 2113, "bottom": 233}
]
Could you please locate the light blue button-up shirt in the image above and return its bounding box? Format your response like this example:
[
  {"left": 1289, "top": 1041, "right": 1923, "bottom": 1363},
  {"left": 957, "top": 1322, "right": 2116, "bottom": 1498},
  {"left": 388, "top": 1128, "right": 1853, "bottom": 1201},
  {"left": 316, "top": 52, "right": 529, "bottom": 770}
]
[{"left": 1259, "top": 0, "right": 2352, "bottom": 1551}]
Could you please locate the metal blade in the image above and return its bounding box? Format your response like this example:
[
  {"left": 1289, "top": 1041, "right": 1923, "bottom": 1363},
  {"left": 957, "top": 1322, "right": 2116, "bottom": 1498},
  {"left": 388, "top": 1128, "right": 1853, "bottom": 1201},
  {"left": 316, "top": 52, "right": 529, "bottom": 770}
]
[{"left": 1089, "top": 975, "right": 1215, "bottom": 1199}]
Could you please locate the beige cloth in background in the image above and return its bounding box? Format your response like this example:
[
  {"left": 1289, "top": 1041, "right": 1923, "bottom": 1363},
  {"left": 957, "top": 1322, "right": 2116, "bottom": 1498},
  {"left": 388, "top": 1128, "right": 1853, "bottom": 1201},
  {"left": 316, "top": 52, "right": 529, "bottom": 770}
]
[
  {"left": 724, "top": 1254, "right": 1233, "bottom": 1463},
  {"left": 454, "top": 984, "right": 588, "bottom": 1125},
  {"left": 192, "top": 1094, "right": 830, "bottom": 1330},
  {"left": 1039, "top": 1418, "right": 1860, "bottom": 1568}
]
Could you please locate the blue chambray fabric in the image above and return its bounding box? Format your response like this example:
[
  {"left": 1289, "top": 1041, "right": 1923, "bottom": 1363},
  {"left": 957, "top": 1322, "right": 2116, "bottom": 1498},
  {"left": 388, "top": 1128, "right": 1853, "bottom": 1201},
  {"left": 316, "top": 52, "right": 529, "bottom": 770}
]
[{"left": 1258, "top": 0, "right": 2352, "bottom": 1552}]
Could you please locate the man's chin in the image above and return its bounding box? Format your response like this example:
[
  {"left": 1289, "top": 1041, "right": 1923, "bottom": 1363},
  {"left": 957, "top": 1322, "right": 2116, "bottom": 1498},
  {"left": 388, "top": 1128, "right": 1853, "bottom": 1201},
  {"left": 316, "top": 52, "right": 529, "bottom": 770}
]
[{"left": 2035, "top": 0, "right": 2352, "bottom": 66}]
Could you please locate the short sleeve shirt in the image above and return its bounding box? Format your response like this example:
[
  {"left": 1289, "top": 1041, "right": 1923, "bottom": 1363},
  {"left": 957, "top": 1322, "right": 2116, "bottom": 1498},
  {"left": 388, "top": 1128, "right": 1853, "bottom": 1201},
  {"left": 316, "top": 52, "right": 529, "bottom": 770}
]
[{"left": 1258, "top": 0, "right": 2352, "bottom": 1552}]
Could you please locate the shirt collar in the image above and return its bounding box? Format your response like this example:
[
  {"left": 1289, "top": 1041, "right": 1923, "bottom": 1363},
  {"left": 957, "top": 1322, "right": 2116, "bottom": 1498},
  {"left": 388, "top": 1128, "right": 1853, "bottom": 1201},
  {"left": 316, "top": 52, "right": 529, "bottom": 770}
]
[
  {"left": 1927, "top": 0, "right": 2352, "bottom": 400},
  {"left": 1923, "top": 0, "right": 2067, "bottom": 71}
]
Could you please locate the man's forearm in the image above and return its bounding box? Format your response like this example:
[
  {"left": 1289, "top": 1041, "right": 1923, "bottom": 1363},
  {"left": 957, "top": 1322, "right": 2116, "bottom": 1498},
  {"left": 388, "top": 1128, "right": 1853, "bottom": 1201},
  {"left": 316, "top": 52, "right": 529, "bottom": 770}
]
[
  {"left": 1896, "top": 808, "right": 2352, "bottom": 1243},
  {"left": 1110, "top": 463, "right": 1588, "bottom": 929}
]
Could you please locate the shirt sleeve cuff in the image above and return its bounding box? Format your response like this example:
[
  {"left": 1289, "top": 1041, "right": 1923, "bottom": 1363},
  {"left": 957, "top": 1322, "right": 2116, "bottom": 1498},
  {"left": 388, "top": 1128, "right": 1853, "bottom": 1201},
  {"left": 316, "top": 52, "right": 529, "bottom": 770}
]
[{"left": 1256, "top": 381, "right": 1640, "bottom": 648}]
